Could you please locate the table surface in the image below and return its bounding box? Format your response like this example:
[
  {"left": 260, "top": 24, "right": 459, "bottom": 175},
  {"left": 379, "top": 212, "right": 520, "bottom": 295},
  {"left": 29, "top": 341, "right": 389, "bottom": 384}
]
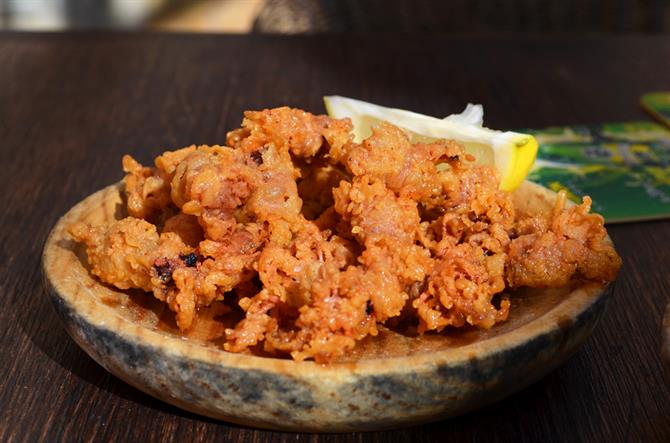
[{"left": 1, "top": 32, "right": 669, "bottom": 442}]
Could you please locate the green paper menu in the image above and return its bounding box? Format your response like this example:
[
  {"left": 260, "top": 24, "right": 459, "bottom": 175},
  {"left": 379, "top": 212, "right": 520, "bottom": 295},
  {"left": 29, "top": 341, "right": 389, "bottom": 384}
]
[
  {"left": 523, "top": 121, "right": 670, "bottom": 223},
  {"left": 641, "top": 92, "right": 670, "bottom": 128}
]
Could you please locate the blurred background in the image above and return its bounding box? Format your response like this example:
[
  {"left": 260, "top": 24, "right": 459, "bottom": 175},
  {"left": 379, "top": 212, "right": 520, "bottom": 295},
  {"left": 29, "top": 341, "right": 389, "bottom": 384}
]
[{"left": 1, "top": 0, "right": 669, "bottom": 34}]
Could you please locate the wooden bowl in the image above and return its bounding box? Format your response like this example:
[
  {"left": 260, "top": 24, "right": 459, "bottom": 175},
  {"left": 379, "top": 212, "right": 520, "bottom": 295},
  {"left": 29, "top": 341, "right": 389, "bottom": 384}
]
[{"left": 42, "top": 181, "right": 614, "bottom": 432}]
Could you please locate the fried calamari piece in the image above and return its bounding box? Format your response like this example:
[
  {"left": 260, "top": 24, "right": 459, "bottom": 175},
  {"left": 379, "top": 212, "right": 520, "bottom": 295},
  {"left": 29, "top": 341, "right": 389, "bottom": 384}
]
[
  {"left": 244, "top": 146, "right": 303, "bottom": 227},
  {"left": 70, "top": 217, "right": 209, "bottom": 330},
  {"left": 231, "top": 257, "right": 382, "bottom": 363},
  {"left": 414, "top": 244, "right": 509, "bottom": 332},
  {"left": 411, "top": 155, "right": 515, "bottom": 331},
  {"left": 168, "top": 245, "right": 261, "bottom": 330},
  {"left": 224, "top": 289, "right": 279, "bottom": 353},
  {"left": 333, "top": 176, "right": 433, "bottom": 290},
  {"left": 228, "top": 107, "right": 353, "bottom": 159},
  {"left": 168, "top": 223, "right": 267, "bottom": 330},
  {"left": 170, "top": 146, "right": 255, "bottom": 216},
  {"left": 427, "top": 165, "right": 514, "bottom": 256},
  {"left": 507, "top": 191, "right": 622, "bottom": 287},
  {"left": 287, "top": 241, "right": 428, "bottom": 363},
  {"left": 167, "top": 145, "right": 273, "bottom": 248},
  {"left": 290, "top": 266, "right": 380, "bottom": 362},
  {"left": 334, "top": 177, "right": 419, "bottom": 244},
  {"left": 123, "top": 146, "right": 197, "bottom": 221},
  {"left": 70, "top": 217, "right": 189, "bottom": 292},
  {"left": 337, "top": 122, "right": 460, "bottom": 207},
  {"left": 225, "top": 219, "right": 358, "bottom": 359},
  {"left": 70, "top": 216, "right": 264, "bottom": 331},
  {"left": 123, "top": 156, "right": 171, "bottom": 222}
]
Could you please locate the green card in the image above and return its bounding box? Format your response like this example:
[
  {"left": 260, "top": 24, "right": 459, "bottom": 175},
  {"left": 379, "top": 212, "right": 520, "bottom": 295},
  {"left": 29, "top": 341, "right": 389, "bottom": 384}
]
[
  {"left": 641, "top": 92, "right": 670, "bottom": 128},
  {"left": 523, "top": 121, "right": 670, "bottom": 223}
]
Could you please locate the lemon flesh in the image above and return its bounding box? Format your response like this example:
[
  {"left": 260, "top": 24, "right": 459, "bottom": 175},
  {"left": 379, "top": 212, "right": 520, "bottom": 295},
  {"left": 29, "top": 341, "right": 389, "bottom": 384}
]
[{"left": 324, "top": 95, "right": 538, "bottom": 192}]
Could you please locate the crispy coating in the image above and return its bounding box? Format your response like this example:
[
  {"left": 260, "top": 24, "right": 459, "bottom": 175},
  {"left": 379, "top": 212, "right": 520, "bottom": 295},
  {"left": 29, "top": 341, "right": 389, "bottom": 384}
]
[
  {"left": 507, "top": 191, "right": 622, "bottom": 287},
  {"left": 414, "top": 244, "right": 509, "bottom": 332},
  {"left": 123, "top": 146, "right": 197, "bottom": 221},
  {"left": 71, "top": 217, "right": 168, "bottom": 291},
  {"left": 71, "top": 107, "right": 621, "bottom": 362},
  {"left": 337, "top": 122, "right": 459, "bottom": 208},
  {"left": 229, "top": 107, "right": 353, "bottom": 159}
]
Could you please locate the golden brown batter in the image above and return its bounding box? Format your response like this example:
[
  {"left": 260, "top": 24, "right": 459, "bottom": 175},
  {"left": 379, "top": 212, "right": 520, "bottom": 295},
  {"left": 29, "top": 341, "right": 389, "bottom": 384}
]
[{"left": 70, "top": 107, "right": 621, "bottom": 363}]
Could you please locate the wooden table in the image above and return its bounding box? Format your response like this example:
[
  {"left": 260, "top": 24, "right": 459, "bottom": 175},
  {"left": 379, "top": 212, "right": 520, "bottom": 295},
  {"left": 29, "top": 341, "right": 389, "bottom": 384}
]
[{"left": 1, "top": 32, "right": 669, "bottom": 442}]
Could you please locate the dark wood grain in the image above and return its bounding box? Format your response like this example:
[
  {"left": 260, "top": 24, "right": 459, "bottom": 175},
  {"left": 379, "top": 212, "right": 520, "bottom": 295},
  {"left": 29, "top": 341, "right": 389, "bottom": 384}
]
[{"left": 1, "top": 32, "right": 669, "bottom": 442}]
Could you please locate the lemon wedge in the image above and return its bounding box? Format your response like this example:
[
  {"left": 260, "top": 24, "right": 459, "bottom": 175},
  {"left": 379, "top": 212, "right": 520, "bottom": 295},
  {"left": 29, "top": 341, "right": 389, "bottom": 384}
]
[{"left": 324, "top": 95, "right": 538, "bottom": 192}]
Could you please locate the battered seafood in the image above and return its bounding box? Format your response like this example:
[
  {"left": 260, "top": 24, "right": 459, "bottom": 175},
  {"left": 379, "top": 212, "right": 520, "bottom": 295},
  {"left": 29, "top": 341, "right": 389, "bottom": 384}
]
[{"left": 70, "top": 107, "right": 621, "bottom": 363}]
